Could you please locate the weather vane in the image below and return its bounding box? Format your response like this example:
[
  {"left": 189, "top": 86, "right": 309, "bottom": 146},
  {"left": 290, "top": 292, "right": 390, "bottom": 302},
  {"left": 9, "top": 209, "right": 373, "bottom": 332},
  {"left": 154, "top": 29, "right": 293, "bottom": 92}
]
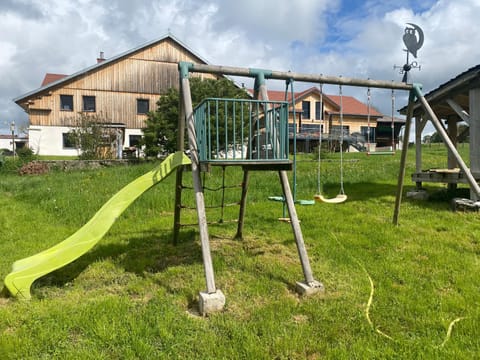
[{"left": 394, "top": 23, "right": 424, "bottom": 83}]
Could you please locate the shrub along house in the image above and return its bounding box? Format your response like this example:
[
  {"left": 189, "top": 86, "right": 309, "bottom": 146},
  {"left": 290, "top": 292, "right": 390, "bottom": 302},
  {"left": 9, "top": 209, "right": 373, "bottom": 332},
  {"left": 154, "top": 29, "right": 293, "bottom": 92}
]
[{"left": 13, "top": 34, "right": 212, "bottom": 157}]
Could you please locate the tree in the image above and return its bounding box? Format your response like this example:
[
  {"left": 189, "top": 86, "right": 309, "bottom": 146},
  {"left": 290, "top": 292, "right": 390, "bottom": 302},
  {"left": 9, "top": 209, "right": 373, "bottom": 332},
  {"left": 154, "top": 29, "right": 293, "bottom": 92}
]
[
  {"left": 429, "top": 131, "right": 443, "bottom": 143},
  {"left": 67, "top": 112, "right": 119, "bottom": 160},
  {"left": 142, "top": 87, "right": 179, "bottom": 156},
  {"left": 142, "top": 77, "right": 249, "bottom": 156}
]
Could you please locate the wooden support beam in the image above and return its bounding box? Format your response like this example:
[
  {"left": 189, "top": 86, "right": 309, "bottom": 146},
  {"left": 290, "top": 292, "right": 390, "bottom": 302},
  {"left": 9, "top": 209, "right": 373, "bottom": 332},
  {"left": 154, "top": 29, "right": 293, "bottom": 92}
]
[
  {"left": 173, "top": 77, "right": 186, "bottom": 245},
  {"left": 415, "top": 115, "right": 423, "bottom": 189},
  {"left": 469, "top": 88, "right": 480, "bottom": 200},
  {"left": 183, "top": 63, "right": 413, "bottom": 90},
  {"left": 181, "top": 76, "right": 217, "bottom": 294},
  {"left": 393, "top": 92, "right": 414, "bottom": 225},
  {"left": 446, "top": 98, "right": 470, "bottom": 124},
  {"left": 234, "top": 170, "right": 249, "bottom": 240},
  {"left": 278, "top": 170, "right": 316, "bottom": 285},
  {"left": 417, "top": 86, "right": 480, "bottom": 199},
  {"left": 447, "top": 115, "right": 458, "bottom": 170}
]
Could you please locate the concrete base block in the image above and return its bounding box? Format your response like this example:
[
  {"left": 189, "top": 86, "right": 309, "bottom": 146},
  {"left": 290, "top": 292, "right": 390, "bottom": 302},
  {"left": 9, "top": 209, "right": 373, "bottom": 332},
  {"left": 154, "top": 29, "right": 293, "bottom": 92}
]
[
  {"left": 199, "top": 290, "right": 225, "bottom": 316},
  {"left": 406, "top": 189, "right": 429, "bottom": 200},
  {"left": 451, "top": 197, "right": 480, "bottom": 212},
  {"left": 295, "top": 280, "right": 325, "bottom": 296}
]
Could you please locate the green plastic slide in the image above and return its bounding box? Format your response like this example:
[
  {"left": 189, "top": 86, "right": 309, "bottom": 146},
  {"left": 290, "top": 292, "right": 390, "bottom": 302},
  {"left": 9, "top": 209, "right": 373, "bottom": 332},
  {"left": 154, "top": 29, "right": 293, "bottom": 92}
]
[{"left": 4, "top": 151, "right": 191, "bottom": 299}]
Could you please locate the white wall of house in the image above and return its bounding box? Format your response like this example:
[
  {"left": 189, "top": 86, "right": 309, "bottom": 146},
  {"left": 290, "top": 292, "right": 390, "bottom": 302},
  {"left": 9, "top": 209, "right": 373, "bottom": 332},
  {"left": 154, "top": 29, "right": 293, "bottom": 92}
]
[
  {"left": 28, "top": 125, "right": 144, "bottom": 157},
  {"left": 0, "top": 137, "right": 15, "bottom": 150},
  {"left": 0, "top": 135, "right": 28, "bottom": 152},
  {"left": 29, "top": 125, "right": 80, "bottom": 157}
]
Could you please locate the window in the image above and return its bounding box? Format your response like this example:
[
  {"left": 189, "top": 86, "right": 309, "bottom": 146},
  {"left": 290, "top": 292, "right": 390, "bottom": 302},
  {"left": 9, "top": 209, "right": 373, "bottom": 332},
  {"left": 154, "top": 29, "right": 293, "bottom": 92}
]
[
  {"left": 83, "top": 96, "right": 96, "bottom": 112},
  {"left": 137, "top": 99, "right": 149, "bottom": 114},
  {"left": 361, "top": 126, "right": 375, "bottom": 142},
  {"left": 129, "top": 135, "right": 142, "bottom": 147},
  {"left": 62, "top": 133, "right": 75, "bottom": 148},
  {"left": 60, "top": 95, "right": 73, "bottom": 111},
  {"left": 315, "top": 101, "right": 323, "bottom": 120},
  {"left": 302, "top": 101, "right": 310, "bottom": 119}
]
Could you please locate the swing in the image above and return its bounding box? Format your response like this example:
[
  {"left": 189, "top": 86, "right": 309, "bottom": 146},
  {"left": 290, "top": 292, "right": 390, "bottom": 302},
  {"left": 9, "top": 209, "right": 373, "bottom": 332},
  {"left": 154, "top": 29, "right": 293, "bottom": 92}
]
[
  {"left": 268, "top": 78, "right": 315, "bottom": 207},
  {"left": 366, "top": 88, "right": 396, "bottom": 156},
  {"left": 314, "top": 84, "right": 347, "bottom": 204}
]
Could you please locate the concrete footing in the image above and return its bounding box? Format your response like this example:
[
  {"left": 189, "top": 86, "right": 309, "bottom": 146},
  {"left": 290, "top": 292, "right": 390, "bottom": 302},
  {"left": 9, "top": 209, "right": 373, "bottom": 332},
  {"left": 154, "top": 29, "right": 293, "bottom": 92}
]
[
  {"left": 406, "top": 189, "right": 429, "bottom": 200},
  {"left": 451, "top": 197, "right": 480, "bottom": 212},
  {"left": 295, "top": 280, "right": 325, "bottom": 296},
  {"left": 199, "top": 290, "right": 225, "bottom": 316}
]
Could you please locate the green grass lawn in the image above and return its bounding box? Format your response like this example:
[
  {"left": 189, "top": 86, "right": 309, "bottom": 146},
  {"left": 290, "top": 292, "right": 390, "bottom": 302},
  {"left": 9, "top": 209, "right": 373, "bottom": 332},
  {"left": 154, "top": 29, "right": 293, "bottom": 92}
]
[{"left": 0, "top": 144, "right": 478, "bottom": 359}]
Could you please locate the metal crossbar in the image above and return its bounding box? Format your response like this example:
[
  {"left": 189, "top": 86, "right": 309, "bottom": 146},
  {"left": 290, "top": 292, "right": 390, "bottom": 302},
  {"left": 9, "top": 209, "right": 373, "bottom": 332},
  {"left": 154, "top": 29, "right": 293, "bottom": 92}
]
[{"left": 194, "top": 98, "right": 290, "bottom": 163}]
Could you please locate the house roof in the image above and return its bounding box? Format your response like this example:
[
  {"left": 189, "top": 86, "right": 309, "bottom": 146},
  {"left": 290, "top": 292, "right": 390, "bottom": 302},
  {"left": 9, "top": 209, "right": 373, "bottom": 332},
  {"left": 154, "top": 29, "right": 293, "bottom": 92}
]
[
  {"left": 14, "top": 33, "right": 209, "bottom": 105},
  {"left": 255, "top": 87, "right": 383, "bottom": 117},
  {"left": 328, "top": 95, "right": 383, "bottom": 117},
  {"left": 0, "top": 134, "right": 28, "bottom": 140},
  {"left": 41, "top": 73, "right": 68, "bottom": 87}
]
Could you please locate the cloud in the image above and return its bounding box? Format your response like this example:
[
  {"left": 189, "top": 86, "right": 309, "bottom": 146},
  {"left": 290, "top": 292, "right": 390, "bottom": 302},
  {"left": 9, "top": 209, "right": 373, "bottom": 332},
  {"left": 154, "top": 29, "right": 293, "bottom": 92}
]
[
  {"left": 212, "top": 0, "right": 334, "bottom": 45},
  {"left": 1, "top": 0, "right": 479, "bottom": 135}
]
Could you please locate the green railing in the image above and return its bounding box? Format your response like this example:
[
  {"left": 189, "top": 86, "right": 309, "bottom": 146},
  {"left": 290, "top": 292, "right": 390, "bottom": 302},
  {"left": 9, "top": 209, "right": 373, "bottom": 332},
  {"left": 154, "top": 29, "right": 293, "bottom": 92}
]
[{"left": 194, "top": 98, "right": 290, "bottom": 163}]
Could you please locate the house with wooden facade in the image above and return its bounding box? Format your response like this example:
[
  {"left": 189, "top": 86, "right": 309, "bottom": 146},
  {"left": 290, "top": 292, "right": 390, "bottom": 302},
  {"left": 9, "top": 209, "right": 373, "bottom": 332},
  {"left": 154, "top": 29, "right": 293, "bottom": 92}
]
[{"left": 13, "top": 34, "right": 213, "bottom": 157}]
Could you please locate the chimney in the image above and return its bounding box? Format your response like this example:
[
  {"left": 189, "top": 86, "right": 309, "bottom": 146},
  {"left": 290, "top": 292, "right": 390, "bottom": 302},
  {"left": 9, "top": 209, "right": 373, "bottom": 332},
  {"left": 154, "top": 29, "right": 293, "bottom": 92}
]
[{"left": 97, "top": 51, "right": 105, "bottom": 63}]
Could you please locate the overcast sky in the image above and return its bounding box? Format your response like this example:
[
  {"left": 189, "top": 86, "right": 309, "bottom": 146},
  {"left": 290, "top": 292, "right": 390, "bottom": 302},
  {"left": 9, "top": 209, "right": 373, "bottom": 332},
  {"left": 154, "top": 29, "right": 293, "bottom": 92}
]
[{"left": 1, "top": 0, "right": 480, "bottom": 136}]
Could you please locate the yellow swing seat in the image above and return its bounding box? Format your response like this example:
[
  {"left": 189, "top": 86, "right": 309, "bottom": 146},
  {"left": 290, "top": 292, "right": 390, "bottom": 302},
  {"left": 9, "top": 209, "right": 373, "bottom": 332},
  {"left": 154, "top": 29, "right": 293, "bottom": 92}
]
[{"left": 314, "top": 193, "right": 348, "bottom": 204}]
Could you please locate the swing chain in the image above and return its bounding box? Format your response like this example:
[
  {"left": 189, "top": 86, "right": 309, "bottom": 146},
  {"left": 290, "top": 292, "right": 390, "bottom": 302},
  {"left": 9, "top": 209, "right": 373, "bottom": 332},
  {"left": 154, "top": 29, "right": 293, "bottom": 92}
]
[{"left": 339, "top": 84, "right": 345, "bottom": 195}]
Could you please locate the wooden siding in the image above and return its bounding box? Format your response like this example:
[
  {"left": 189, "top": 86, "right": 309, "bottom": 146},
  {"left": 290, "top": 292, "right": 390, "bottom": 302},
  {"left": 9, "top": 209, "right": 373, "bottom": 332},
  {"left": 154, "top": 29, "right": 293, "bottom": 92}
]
[
  {"left": 24, "top": 37, "right": 214, "bottom": 128},
  {"left": 28, "top": 90, "right": 159, "bottom": 128}
]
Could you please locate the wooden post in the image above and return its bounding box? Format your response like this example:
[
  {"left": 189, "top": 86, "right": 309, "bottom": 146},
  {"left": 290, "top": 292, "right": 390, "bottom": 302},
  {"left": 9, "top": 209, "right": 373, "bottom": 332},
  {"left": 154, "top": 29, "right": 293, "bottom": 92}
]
[
  {"left": 279, "top": 170, "right": 316, "bottom": 284},
  {"left": 414, "top": 115, "right": 424, "bottom": 190},
  {"left": 447, "top": 114, "right": 458, "bottom": 192},
  {"left": 182, "top": 63, "right": 413, "bottom": 91},
  {"left": 445, "top": 115, "right": 458, "bottom": 168},
  {"left": 469, "top": 88, "right": 480, "bottom": 200},
  {"left": 235, "top": 170, "right": 249, "bottom": 240},
  {"left": 393, "top": 91, "right": 414, "bottom": 225},
  {"left": 180, "top": 75, "right": 217, "bottom": 294},
  {"left": 173, "top": 77, "right": 186, "bottom": 245}
]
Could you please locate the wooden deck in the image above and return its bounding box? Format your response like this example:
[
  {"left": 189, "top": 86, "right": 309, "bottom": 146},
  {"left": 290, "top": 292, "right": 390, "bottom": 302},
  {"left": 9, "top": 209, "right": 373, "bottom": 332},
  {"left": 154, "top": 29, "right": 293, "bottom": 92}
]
[{"left": 412, "top": 168, "right": 480, "bottom": 184}]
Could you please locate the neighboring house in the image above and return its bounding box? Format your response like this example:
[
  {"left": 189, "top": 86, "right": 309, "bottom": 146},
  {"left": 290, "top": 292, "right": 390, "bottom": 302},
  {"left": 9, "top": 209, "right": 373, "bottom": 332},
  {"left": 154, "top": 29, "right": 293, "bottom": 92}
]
[
  {"left": 263, "top": 87, "right": 404, "bottom": 152},
  {"left": 13, "top": 34, "right": 213, "bottom": 157},
  {"left": 0, "top": 134, "right": 28, "bottom": 154}
]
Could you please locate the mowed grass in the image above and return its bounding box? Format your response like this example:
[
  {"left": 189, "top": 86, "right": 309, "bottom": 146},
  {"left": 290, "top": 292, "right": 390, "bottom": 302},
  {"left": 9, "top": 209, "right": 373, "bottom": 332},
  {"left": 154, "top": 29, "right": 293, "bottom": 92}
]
[{"left": 0, "top": 144, "right": 479, "bottom": 359}]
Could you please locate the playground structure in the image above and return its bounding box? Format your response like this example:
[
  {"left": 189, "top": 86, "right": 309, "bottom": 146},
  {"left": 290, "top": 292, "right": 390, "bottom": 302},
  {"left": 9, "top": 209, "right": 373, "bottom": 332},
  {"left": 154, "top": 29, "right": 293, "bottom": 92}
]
[
  {"left": 174, "top": 61, "right": 480, "bottom": 314},
  {"left": 4, "top": 61, "right": 480, "bottom": 316}
]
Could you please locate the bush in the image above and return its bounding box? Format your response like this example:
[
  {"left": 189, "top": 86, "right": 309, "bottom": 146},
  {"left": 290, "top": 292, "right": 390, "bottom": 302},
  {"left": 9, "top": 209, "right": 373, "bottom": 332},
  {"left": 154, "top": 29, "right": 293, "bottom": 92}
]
[{"left": 16, "top": 147, "right": 36, "bottom": 162}]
